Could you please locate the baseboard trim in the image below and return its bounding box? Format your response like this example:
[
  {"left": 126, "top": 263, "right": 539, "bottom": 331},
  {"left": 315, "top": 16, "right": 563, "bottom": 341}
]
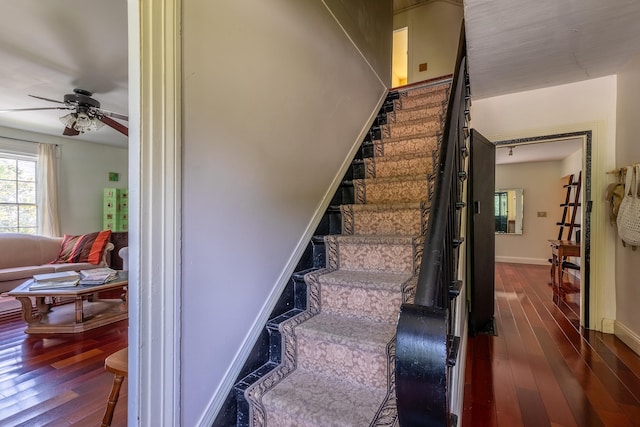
[
  {"left": 614, "top": 320, "right": 640, "bottom": 357},
  {"left": 495, "top": 256, "right": 548, "bottom": 265},
  {"left": 601, "top": 318, "right": 615, "bottom": 334}
]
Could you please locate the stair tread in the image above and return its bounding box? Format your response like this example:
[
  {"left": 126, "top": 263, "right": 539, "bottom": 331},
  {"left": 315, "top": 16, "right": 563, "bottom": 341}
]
[
  {"left": 329, "top": 234, "right": 421, "bottom": 245},
  {"left": 263, "top": 368, "right": 386, "bottom": 426},
  {"left": 397, "top": 83, "right": 450, "bottom": 96},
  {"left": 318, "top": 269, "right": 412, "bottom": 289},
  {"left": 368, "top": 152, "right": 434, "bottom": 163},
  {"left": 375, "top": 133, "right": 440, "bottom": 145},
  {"left": 391, "top": 100, "right": 444, "bottom": 114},
  {"left": 343, "top": 201, "right": 426, "bottom": 211},
  {"left": 353, "top": 174, "right": 430, "bottom": 184},
  {"left": 373, "top": 132, "right": 438, "bottom": 144},
  {"left": 383, "top": 115, "right": 441, "bottom": 129}
]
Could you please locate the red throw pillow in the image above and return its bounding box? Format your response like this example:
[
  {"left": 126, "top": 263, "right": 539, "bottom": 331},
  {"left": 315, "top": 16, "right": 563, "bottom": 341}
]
[{"left": 55, "top": 230, "right": 112, "bottom": 265}]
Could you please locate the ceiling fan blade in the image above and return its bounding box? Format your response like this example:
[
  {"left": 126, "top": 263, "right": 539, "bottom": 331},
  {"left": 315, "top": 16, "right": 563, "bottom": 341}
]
[
  {"left": 28, "top": 94, "right": 66, "bottom": 104},
  {"left": 97, "top": 115, "right": 128, "bottom": 136},
  {"left": 97, "top": 108, "right": 128, "bottom": 121},
  {"left": 0, "top": 107, "right": 73, "bottom": 113},
  {"left": 63, "top": 125, "right": 80, "bottom": 136}
]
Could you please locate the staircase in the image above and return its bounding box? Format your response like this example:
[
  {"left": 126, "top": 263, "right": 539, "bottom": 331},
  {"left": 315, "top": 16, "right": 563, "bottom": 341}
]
[{"left": 242, "top": 80, "right": 451, "bottom": 426}]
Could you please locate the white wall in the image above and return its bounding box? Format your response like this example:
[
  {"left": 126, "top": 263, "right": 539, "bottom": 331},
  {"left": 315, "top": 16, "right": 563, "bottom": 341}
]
[
  {"left": 615, "top": 53, "right": 640, "bottom": 354},
  {"left": 0, "top": 126, "right": 128, "bottom": 235},
  {"left": 561, "top": 148, "right": 583, "bottom": 178},
  {"left": 471, "top": 76, "right": 617, "bottom": 331},
  {"left": 495, "top": 161, "right": 564, "bottom": 264},
  {"left": 393, "top": 1, "right": 463, "bottom": 83},
  {"left": 181, "top": 1, "right": 391, "bottom": 424}
]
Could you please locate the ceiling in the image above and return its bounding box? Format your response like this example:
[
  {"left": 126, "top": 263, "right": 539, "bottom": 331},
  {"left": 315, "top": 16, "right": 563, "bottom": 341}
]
[
  {"left": 465, "top": 0, "right": 640, "bottom": 99},
  {"left": 0, "top": 0, "right": 638, "bottom": 151},
  {"left": 495, "top": 138, "right": 583, "bottom": 166},
  {"left": 0, "top": 0, "right": 128, "bottom": 147}
]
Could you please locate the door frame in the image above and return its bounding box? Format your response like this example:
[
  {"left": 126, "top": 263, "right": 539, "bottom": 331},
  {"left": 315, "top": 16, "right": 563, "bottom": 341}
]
[
  {"left": 129, "top": 0, "right": 183, "bottom": 425},
  {"left": 494, "top": 131, "right": 593, "bottom": 327}
]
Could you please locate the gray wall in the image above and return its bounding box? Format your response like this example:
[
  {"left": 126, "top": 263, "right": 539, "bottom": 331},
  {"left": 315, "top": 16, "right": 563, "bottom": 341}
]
[{"left": 181, "top": 0, "right": 392, "bottom": 423}]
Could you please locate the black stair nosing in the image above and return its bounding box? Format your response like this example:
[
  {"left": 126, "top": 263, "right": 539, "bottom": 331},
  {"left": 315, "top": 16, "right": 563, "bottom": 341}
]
[
  {"left": 386, "top": 91, "right": 401, "bottom": 101},
  {"left": 311, "top": 235, "right": 326, "bottom": 244},
  {"left": 267, "top": 307, "right": 305, "bottom": 328},
  {"left": 291, "top": 266, "right": 319, "bottom": 281},
  {"left": 234, "top": 361, "right": 280, "bottom": 392}
]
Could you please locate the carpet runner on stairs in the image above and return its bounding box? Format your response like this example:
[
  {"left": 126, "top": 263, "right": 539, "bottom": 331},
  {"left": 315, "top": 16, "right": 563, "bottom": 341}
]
[{"left": 244, "top": 80, "right": 451, "bottom": 427}]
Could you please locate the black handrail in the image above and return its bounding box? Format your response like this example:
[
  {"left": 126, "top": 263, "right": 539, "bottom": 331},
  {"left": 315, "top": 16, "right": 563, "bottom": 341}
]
[{"left": 396, "top": 22, "right": 469, "bottom": 427}]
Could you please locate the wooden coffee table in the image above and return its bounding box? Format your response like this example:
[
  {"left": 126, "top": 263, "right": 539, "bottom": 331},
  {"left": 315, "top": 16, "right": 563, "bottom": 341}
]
[{"left": 8, "top": 272, "right": 128, "bottom": 334}]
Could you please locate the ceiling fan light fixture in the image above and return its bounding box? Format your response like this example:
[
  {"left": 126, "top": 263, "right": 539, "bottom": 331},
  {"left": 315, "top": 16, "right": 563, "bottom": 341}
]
[
  {"left": 59, "top": 113, "right": 76, "bottom": 128},
  {"left": 59, "top": 112, "right": 103, "bottom": 133}
]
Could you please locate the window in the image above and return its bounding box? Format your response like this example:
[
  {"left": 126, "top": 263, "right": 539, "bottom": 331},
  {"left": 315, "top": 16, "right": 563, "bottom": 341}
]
[{"left": 0, "top": 153, "right": 37, "bottom": 234}]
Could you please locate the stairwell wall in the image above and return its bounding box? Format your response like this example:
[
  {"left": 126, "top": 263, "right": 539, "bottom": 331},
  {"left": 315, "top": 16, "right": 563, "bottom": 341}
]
[{"left": 181, "top": 1, "right": 391, "bottom": 424}]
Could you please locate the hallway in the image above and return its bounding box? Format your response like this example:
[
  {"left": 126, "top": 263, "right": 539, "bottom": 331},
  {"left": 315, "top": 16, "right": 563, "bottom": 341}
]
[{"left": 463, "top": 263, "right": 640, "bottom": 426}]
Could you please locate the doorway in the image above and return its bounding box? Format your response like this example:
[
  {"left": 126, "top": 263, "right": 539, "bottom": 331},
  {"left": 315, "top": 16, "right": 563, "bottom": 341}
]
[
  {"left": 494, "top": 131, "right": 592, "bottom": 327},
  {"left": 392, "top": 27, "right": 408, "bottom": 87}
]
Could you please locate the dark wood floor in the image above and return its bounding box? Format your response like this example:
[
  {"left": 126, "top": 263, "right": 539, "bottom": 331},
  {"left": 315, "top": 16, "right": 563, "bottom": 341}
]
[
  {"left": 0, "top": 311, "right": 128, "bottom": 426},
  {"left": 463, "top": 262, "right": 640, "bottom": 427}
]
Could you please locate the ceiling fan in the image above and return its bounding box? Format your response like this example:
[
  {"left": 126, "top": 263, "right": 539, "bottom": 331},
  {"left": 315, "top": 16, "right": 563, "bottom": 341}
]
[{"left": 0, "top": 88, "right": 128, "bottom": 137}]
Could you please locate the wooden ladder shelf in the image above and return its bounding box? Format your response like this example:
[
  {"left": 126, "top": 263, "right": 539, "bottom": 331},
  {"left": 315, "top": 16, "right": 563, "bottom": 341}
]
[{"left": 557, "top": 171, "right": 581, "bottom": 241}]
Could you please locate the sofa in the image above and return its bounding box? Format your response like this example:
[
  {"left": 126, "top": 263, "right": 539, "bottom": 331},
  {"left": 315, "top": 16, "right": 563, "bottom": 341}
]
[{"left": 0, "top": 232, "right": 114, "bottom": 294}]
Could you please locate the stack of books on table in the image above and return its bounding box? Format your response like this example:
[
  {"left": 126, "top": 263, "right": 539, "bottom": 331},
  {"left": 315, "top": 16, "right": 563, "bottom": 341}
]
[
  {"left": 30, "top": 271, "right": 80, "bottom": 290},
  {"left": 79, "top": 268, "right": 118, "bottom": 285}
]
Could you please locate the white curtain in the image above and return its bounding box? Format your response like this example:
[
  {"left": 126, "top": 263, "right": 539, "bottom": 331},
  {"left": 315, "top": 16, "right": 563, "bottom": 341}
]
[{"left": 37, "top": 143, "right": 61, "bottom": 236}]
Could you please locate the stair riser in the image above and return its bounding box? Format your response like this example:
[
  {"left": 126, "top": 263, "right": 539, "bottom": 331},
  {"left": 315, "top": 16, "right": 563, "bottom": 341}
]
[
  {"left": 334, "top": 241, "right": 419, "bottom": 274},
  {"left": 265, "top": 412, "right": 327, "bottom": 427},
  {"left": 391, "top": 106, "right": 443, "bottom": 123},
  {"left": 344, "top": 208, "right": 425, "bottom": 236},
  {"left": 401, "top": 85, "right": 449, "bottom": 98},
  {"left": 383, "top": 121, "right": 441, "bottom": 139},
  {"left": 397, "top": 91, "right": 448, "bottom": 109},
  {"left": 366, "top": 156, "right": 434, "bottom": 179},
  {"left": 320, "top": 283, "right": 402, "bottom": 323},
  {"left": 374, "top": 135, "right": 439, "bottom": 157},
  {"left": 296, "top": 332, "right": 389, "bottom": 389},
  {"left": 355, "top": 179, "right": 430, "bottom": 204}
]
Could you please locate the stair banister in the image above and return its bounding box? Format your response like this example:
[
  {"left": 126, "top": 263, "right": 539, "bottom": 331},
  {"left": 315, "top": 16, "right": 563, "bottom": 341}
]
[{"left": 396, "top": 23, "right": 469, "bottom": 427}]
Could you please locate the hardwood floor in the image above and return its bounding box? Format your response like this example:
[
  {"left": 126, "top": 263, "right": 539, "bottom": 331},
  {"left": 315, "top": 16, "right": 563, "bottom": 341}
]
[
  {"left": 0, "top": 312, "right": 128, "bottom": 426},
  {"left": 463, "top": 262, "right": 640, "bottom": 427}
]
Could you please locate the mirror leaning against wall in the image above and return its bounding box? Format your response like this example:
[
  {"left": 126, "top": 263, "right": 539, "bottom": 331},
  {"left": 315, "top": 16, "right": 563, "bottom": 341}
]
[{"left": 495, "top": 188, "right": 523, "bottom": 234}]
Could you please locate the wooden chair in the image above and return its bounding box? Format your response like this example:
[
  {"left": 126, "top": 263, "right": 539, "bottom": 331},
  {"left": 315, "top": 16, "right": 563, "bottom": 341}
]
[{"left": 102, "top": 347, "right": 128, "bottom": 427}]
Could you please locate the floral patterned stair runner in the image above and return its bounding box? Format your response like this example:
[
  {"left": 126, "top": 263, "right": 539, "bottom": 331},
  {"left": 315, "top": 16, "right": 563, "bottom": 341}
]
[{"left": 244, "top": 81, "right": 450, "bottom": 427}]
